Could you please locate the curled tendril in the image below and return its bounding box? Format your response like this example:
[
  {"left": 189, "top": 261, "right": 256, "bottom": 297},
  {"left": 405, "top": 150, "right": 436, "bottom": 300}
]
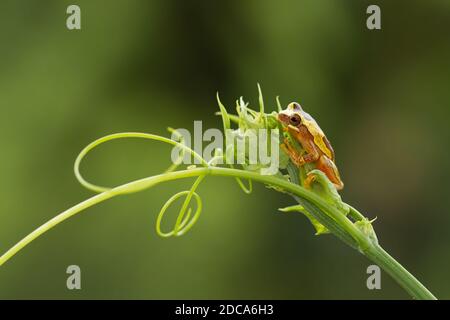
[
  {"left": 74, "top": 131, "right": 208, "bottom": 193},
  {"left": 156, "top": 175, "right": 204, "bottom": 237},
  {"left": 234, "top": 175, "right": 253, "bottom": 194},
  {"left": 73, "top": 131, "right": 209, "bottom": 236}
]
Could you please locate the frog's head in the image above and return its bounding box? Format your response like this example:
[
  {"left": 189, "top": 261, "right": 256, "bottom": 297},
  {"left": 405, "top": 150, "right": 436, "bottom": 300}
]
[{"left": 278, "top": 102, "right": 303, "bottom": 130}]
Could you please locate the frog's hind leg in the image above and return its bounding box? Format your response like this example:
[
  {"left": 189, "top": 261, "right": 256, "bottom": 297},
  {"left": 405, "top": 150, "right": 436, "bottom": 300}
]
[{"left": 305, "top": 156, "right": 344, "bottom": 190}]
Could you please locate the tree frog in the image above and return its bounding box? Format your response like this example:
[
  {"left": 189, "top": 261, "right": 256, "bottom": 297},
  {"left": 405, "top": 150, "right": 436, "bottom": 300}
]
[{"left": 278, "top": 102, "right": 344, "bottom": 190}]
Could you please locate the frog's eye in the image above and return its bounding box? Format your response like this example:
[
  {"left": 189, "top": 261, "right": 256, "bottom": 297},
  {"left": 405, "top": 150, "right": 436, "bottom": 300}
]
[{"left": 289, "top": 114, "right": 301, "bottom": 126}]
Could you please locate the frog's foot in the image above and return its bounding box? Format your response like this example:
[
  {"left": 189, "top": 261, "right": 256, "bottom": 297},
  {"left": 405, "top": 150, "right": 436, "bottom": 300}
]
[
  {"left": 303, "top": 173, "right": 316, "bottom": 189},
  {"left": 306, "top": 172, "right": 343, "bottom": 191},
  {"left": 303, "top": 169, "right": 339, "bottom": 197},
  {"left": 303, "top": 170, "right": 326, "bottom": 190},
  {"left": 304, "top": 169, "right": 350, "bottom": 215}
]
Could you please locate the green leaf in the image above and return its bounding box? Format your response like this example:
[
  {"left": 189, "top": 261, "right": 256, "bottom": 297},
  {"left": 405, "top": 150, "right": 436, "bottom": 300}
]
[
  {"left": 216, "top": 92, "right": 230, "bottom": 130},
  {"left": 279, "top": 204, "right": 329, "bottom": 235}
]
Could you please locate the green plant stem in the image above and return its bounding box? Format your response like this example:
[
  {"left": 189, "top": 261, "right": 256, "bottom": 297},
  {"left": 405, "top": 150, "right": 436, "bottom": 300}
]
[
  {"left": 364, "top": 243, "right": 436, "bottom": 300},
  {"left": 0, "top": 166, "right": 436, "bottom": 299}
]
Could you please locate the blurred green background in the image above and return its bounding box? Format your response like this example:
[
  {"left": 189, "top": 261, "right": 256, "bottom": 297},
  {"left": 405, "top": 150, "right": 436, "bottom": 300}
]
[{"left": 1, "top": 0, "right": 449, "bottom": 299}]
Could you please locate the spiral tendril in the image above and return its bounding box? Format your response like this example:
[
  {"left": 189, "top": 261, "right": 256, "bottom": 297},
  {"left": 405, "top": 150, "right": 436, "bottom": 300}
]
[
  {"left": 156, "top": 176, "right": 204, "bottom": 237},
  {"left": 73, "top": 131, "right": 208, "bottom": 237}
]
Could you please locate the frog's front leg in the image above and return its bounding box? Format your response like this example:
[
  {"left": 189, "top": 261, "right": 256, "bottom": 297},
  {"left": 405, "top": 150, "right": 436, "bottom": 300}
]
[
  {"left": 289, "top": 127, "right": 320, "bottom": 165},
  {"left": 282, "top": 131, "right": 320, "bottom": 167},
  {"left": 281, "top": 138, "right": 305, "bottom": 166}
]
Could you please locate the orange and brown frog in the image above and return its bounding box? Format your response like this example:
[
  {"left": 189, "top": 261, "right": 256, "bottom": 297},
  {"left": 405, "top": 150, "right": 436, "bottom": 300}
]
[{"left": 278, "top": 102, "right": 344, "bottom": 191}]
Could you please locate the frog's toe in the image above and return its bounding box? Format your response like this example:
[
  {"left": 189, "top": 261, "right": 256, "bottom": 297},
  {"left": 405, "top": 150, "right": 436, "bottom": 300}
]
[
  {"left": 304, "top": 173, "right": 317, "bottom": 189},
  {"left": 304, "top": 169, "right": 328, "bottom": 189}
]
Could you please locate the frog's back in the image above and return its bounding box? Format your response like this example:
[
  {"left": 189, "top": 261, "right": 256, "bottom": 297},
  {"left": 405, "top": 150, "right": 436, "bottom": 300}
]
[{"left": 300, "top": 110, "right": 334, "bottom": 160}]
